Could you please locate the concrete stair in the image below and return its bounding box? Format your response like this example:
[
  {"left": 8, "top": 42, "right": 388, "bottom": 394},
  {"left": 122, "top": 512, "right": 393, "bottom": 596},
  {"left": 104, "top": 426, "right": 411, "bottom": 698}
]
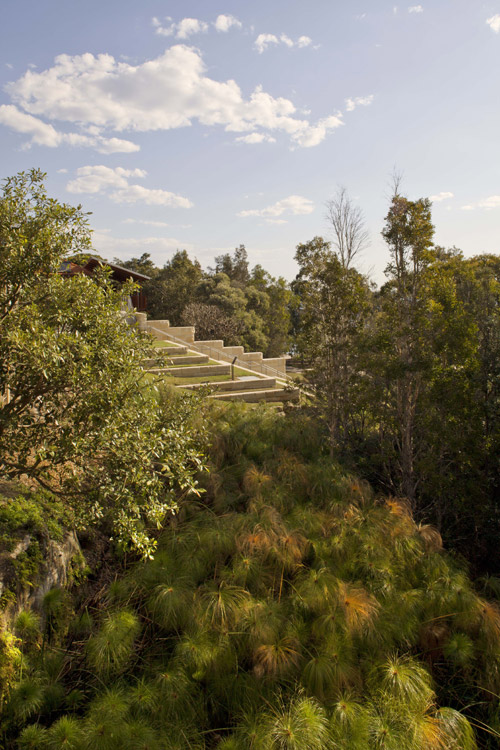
[
  {"left": 159, "top": 345, "right": 189, "bottom": 355},
  {"left": 209, "top": 388, "right": 299, "bottom": 403},
  {"left": 182, "top": 377, "right": 276, "bottom": 392},
  {"left": 138, "top": 315, "right": 300, "bottom": 404},
  {"left": 150, "top": 363, "right": 231, "bottom": 378},
  {"left": 162, "top": 354, "right": 209, "bottom": 366},
  {"left": 143, "top": 344, "right": 189, "bottom": 367}
]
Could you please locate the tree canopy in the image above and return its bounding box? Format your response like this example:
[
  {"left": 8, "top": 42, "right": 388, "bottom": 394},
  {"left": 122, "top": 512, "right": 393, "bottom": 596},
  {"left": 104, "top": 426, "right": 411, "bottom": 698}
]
[{"left": 0, "top": 170, "right": 207, "bottom": 557}]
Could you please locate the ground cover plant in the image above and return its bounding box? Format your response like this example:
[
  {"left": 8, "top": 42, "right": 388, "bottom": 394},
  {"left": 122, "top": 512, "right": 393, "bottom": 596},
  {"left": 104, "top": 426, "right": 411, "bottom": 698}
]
[{"left": 6, "top": 404, "right": 500, "bottom": 749}]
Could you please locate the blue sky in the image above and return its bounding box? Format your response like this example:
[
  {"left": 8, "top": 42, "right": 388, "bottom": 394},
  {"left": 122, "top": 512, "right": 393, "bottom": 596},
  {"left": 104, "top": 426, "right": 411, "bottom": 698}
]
[{"left": 1, "top": 0, "right": 499, "bottom": 282}]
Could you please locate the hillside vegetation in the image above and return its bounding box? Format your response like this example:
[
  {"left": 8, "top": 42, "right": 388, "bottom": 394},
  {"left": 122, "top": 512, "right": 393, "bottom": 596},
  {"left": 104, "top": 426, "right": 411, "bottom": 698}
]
[
  {"left": 2, "top": 171, "right": 500, "bottom": 749},
  {"left": 2, "top": 405, "right": 499, "bottom": 749}
]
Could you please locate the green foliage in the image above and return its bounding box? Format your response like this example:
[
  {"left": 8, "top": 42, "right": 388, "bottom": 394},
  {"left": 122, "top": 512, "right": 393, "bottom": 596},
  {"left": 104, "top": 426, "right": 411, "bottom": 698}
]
[
  {"left": 293, "top": 236, "right": 372, "bottom": 451},
  {"left": 8, "top": 543, "right": 43, "bottom": 595},
  {"left": 4, "top": 404, "right": 497, "bottom": 748},
  {"left": 144, "top": 250, "right": 203, "bottom": 323},
  {"left": 0, "top": 490, "right": 72, "bottom": 549},
  {"left": 13, "top": 611, "right": 40, "bottom": 645},
  {"left": 0, "top": 170, "right": 208, "bottom": 556},
  {"left": 293, "top": 192, "right": 500, "bottom": 574},
  {"left": 46, "top": 716, "right": 82, "bottom": 749},
  {"left": 0, "top": 629, "right": 22, "bottom": 705},
  {"left": 17, "top": 724, "right": 48, "bottom": 749},
  {"left": 86, "top": 610, "right": 140, "bottom": 677}
]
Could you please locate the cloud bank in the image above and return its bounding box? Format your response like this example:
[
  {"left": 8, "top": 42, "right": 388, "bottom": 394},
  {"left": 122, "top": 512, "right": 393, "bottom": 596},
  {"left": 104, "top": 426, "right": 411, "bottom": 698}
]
[
  {"left": 0, "top": 104, "right": 139, "bottom": 152},
  {"left": 238, "top": 194, "right": 315, "bottom": 220},
  {"left": 4, "top": 46, "right": 345, "bottom": 149},
  {"left": 462, "top": 195, "right": 500, "bottom": 210},
  {"left": 66, "top": 166, "right": 193, "bottom": 208},
  {"left": 153, "top": 14, "right": 242, "bottom": 37}
]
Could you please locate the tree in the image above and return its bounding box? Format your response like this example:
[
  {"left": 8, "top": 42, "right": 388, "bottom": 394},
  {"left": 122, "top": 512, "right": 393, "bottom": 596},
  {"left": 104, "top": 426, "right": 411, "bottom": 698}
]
[
  {"left": 212, "top": 244, "right": 250, "bottom": 286},
  {"left": 196, "top": 272, "right": 269, "bottom": 353},
  {"left": 145, "top": 250, "right": 202, "bottom": 322},
  {"left": 325, "top": 186, "right": 369, "bottom": 269},
  {"left": 293, "top": 237, "right": 372, "bottom": 454},
  {"left": 181, "top": 302, "right": 243, "bottom": 342},
  {"left": 114, "top": 252, "right": 159, "bottom": 278},
  {"left": 249, "top": 266, "right": 296, "bottom": 357},
  {"left": 0, "top": 170, "right": 206, "bottom": 556},
  {"left": 375, "top": 193, "right": 435, "bottom": 505}
]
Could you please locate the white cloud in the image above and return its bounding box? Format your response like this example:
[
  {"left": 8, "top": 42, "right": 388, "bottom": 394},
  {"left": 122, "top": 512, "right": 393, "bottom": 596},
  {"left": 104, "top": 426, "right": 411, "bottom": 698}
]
[
  {"left": 177, "top": 18, "right": 209, "bottom": 39},
  {"left": 5, "top": 46, "right": 342, "bottom": 149},
  {"left": 266, "top": 218, "right": 288, "bottom": 225},
  {"left": 66, "top": 166, "right": 146, "bottom": 193},
  {"left": 214, "top": 14, "right": 242, "bottom": 32},
  {"left": 479, "top": 196, "right": 500, "bottom": 208},
  {"left": 57, "top": 168, "right": 68, "bottom": 173},
  {"left": 297, "top": 36, "right": 313, "bottom": 48},
  {"left": 238, "top": 194, "right": 315, "bottom": 218},
  {"left": 0, "top": 104, "right": 140, "bottom": 152},
  {"left": 486, "top": 14, "right": 500, "bottom": 33},
  {"left": 66, "top": 165, "right": 192, "bottom": 208},
  {"left": 110, "top": 184, "right": 192, "bottom": 207},
  {"left": 345, "top": 95, "right": 374, "bottom": 112},
  {"left": 0, "top": 104, "right": 60, "bottom": 146},
  {"left": 291, "top": 114, "right": 343, "bottom": 148},
  {"left": 93, "top": 230, "right": 195, "bottom": 261},
  {"left": 254, "top": 33, "right": 313, "bottom": 53},
  {"left": 461, "top": 195, "right": 500, "bottom": 210},
  {"left": 408, "top": 5, "right": 424, "bottom": 12},
  {"left": 430, "top": 191, "right": 454, "bottom": 202},
  {"left": 235, "top": 132, "right": 276, "bottom": 144},
  {"left": 255, "top": 34, "right": 280, "bottom": 53},
  {"left": 123, "top": 218, "right": 170, "bottom": 227},
  {"left": 153, "top": 16, "right": 208, "bottom": 39},
  {"left": 95, "top": 136, "right": 140, "bottom": 153}
]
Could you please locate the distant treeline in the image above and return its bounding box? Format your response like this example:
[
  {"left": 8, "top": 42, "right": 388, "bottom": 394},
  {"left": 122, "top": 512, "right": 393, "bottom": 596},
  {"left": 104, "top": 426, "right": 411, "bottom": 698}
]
[{"left": 117, "top": 246, "right": 296, "bottom": 358}]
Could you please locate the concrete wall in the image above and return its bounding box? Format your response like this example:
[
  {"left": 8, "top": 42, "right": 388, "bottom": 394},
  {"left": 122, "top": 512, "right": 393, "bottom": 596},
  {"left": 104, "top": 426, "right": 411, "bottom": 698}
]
[
  {"left": 194, "top": 340, "right": 225, "bottom": 350},
  {"left": 240, "top": 351, "right": 263, "bottom": 363},
  {"left": 161, "top": 364, "right": 231, "bottom": 377},
  {"left": 182, "top": 377, "right": 276, "bottom": 392},
  {"left": 145, "top": 317, "right": 288, "bottom": 377},
  {"left": 164, "top": 326, "right": 195, "bottom": 344},
  {"left": 146, "top": 320, "right": 170, "bottom": 334}
]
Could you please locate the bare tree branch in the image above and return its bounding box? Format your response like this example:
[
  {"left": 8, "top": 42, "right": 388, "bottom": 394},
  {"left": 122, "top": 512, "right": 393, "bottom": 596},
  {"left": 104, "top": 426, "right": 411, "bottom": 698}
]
[{"left": 325, "top": 186, "right": 369, "bottom": 270}]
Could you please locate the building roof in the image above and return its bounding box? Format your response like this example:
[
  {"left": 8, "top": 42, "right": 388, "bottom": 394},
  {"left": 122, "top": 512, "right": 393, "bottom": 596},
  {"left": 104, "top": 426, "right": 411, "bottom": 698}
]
[
  {"left": 84, "top": 257, "right": 151, "bottom": 282},
  {"left": 59, "top": 257, "right": 151, "bottom": 283}
]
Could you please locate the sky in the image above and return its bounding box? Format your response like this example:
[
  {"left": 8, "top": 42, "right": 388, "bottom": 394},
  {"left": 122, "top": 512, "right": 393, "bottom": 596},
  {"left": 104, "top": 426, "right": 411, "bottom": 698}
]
[{"left": 1, "top": 0, "right": 499, "bottom": 283}]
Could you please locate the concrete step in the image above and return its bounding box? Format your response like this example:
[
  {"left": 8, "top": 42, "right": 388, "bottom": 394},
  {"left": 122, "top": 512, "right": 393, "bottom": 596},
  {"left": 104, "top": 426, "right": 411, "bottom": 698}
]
[
  {"left": 193, "top": 340, "right": 224, "bottom": 349},
  {"left": 219, "top": 345, "right": 244, "bottom": 357},
  {"left": 155, "top": 345, "right": 189, "bottom": 355},
  {"left": 143, "top": 347, "right": 189, "bottom": 367},
  {"left": 158, "top": 354, "right": 209, "bottom": 366},
  {"left": 152, "top": 364, "right": 231, "bottom": 378},
  {"left": 209, "top": 388, "right": 300, "bottom": 403},
  {"left": 181, "top": 377, "right": 276, "bottom": 392}
]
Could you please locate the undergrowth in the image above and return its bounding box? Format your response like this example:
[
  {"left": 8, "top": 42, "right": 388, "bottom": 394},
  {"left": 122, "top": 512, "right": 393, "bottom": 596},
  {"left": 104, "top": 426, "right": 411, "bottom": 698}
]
[{"left": 2, "top": 403, "right": 499, "bottom": 749}]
